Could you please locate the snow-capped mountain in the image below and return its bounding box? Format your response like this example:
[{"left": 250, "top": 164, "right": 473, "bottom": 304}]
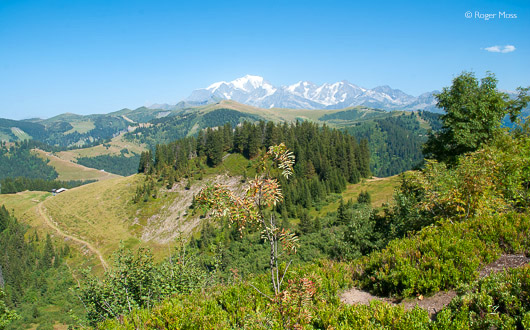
[
  {"left": 181, "top": 75, "right": 439, "bottom": 111},
  {"left": 187, "top": 75, "right": 277, "bottom": 105}
]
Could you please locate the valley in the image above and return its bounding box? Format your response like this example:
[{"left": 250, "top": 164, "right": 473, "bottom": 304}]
[
  {"left": 2, "top": 0, "right": 529, "bottom": 327},
  {"left": 1, "top": 73, "right": 529, "bottom": 330}
]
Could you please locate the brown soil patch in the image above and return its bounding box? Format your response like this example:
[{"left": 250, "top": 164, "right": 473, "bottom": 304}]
[
  {"left": 340, "top": 254, "right": 530, "bottom": 316},
  {"left": 366, "top": 177, "right": 385, "bottom": 182},
  {"left": 140, "top": 174, "right": 244, "bottom": 244},
  {"left": 340, "top": 288, "right": 393, "bottom": 306},
  {"left": 479, "top": 254, "right": 529, "bottom": 277}
]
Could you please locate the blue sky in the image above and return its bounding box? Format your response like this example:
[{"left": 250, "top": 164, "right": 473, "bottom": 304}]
[{"left": 0, "top": 0, "right": 528, "bottom": 119}]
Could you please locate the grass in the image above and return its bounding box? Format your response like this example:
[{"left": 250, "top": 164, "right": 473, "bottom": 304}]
[
  {"left": 0, "top": 189, "right": 105, "bottom": 269},
  {"left": 415, "top": 112, "right": 431, "bottom": 130},
  {"left": 1, "top": 148, "right": 400, "bottom": 282},
  {"left": 0, "top": 191, "right": 104, "bottom": 274},
  {"left": 11, "top": 127, "right": 32, "bottom": 140},
  {"left": 1, "top": 165, "right": 244, "bottom": 273},
  {"left": 39, "top": 173, "right": 208, "bottom": 265},
  {"left": 311, "top": 175, "right": 400, "bottom": 217},
  {"left": 64, "top": 120, "right": 95, "bottom": 134},
  {"left": 200, "top": 100, "right": 395, "bottom": 127},
  {"left": 33, "top": 149, "right": 120, "bottom": 181},
  {"left": 202, "top": 153, "right": 254, "bottom": 177},
  {"left": 42, "top": 175, "right": 151, "bottom": 261},
  {"left": 26, "top": 322, "right": 69, "bottom": 330},
  {"left": 56, "top": 133, "right": 147, "bottom": 162},
  {"left": 0, "top": 190, "right": 50, "bottom": 218}
]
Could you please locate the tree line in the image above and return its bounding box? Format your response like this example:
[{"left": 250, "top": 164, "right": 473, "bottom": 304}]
[
  {"left": 0, "top": 141, "right": 58, "bottom": 181},
  {"left": 137, "top": 120, "right": 371, "bottom": 217},
  {"left": 76, "top": 152, "right": 140, "bottom": 176},
  {"left": 345, "top": 112, "right": 441, "bottom": 176},
  {"left": 0, "top": 177, "right": 95, "bottom": 194}
]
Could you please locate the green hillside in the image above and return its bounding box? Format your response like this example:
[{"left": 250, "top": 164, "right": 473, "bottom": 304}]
[
  {"left": 2, "top": 72, "right": 528, "bottom": 330},
  {"left": 81, "top": 119, "right": 530, "bottom": 329},
  {"left": 122, "top": 100, "right": 440, "bottom": 176},
  {"left": 70, "top": 72, "right": 530, "bottom": 330},
  {"left": 1, "top": 100, "right": 441, "bottom": 177}
]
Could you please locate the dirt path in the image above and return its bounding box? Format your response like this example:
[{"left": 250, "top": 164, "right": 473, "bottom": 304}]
[
  {"left": 340, "top": 254, "right": 529, "bottom": 315},
  {"left": 366, "top": 177, "right": 386, "bottom": 182},
  {"left": 37, "top": 201, "right": 109, "bottom": 270}
]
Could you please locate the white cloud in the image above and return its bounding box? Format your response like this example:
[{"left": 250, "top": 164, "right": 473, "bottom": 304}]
[{"left": 484, "top": 45, "right": 516, "bottom": 53}]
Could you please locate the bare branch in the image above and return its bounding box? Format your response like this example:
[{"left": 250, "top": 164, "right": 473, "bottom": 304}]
[{"left": 248, "top": 282, "right": 273, "bottom": 301}]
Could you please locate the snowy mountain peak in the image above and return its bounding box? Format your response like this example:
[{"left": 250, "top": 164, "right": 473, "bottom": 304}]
[
  {"left": 232, "top": 75, "right": 267, "bottom": 90},
  {"left": 184, "top": 76, "right": 438, "bottom": 112},
  {"left": 207, "top": 75, "right": 272, "bottom": 93}
]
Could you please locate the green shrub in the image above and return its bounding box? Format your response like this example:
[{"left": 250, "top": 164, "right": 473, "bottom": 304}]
[
  {"left": 433, "top": 265, "right": 530, "bottom": 329},
  {"left": 353, "top": 213, "right": 530, "bottom": 298}
]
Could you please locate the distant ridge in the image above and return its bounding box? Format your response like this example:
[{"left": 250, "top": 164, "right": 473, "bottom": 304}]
[{"left": 169, "top": 75, "right": 441, "bottom": 112}]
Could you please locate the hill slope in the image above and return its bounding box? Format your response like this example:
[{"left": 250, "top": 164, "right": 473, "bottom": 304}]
[{"left": 34, "top": 149, "right": 120, "bottom": 181}]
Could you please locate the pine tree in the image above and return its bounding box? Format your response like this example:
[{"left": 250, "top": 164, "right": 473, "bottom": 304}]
[
  {"left": 298, "top": 210, "right": 313, "bottom": 234},
  {"left": 246, "top": 125, "right": 261, "bottom": 158},
  {"left": 264, "top": 121, "right": 279, "bottom": 147},
  {"left": 205, "top": 129, "right": 223, "bottom": 166},
  {"left": 196, "top": 130, "right": 206, "bottom": 157},
  {"left": 40, "top": 234, "right": 54, "bottom": 269},
  {"left": 357, "top": 191, "right": 371, "bottom": 204},
  {"left": 337, "top": 198, "right": 348, "bottom": 225},
  {"left": 0, "top": 206, "right": 9, "bottom": 233}
]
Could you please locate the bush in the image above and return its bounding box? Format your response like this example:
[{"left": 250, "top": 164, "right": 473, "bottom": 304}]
[
  {"left": 77, "top": 246, "right": 206, "bottom": 326},
  {"left": 433, "top": 265, "right": 530, "bottom": 329},
  {"left": 353, "top": 212, "right": 530, "bottom": 298}
]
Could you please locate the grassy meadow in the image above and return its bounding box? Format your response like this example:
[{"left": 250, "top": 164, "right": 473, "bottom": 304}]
[
  {"left": 56, "top": 133, "right": 147, "bottom": 162},
  {"left": 34, "top": 149, "right": 120, "bottom": 181}
]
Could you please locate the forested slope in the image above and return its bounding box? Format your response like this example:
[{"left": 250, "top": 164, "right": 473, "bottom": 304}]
[
  {"left": 0, "top": 141, "right": 58, "bottom": 181},
  {"left": 0, "top": 206, "right": 84, "bottom": 329},
  {"left": 346, "top": 111, "right": 441, "bottom": 176}
]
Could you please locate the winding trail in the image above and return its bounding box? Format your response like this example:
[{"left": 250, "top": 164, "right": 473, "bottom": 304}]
[
  {"left": 37, "top": 201, "right": 109, "bottom": 270},
  {"left": 340, "top": 254, "right": 529, "bottom": 316}
]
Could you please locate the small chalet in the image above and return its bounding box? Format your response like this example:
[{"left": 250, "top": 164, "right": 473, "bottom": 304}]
[{"left": 52, "top": 188, "right": 68, "bottom": 196}]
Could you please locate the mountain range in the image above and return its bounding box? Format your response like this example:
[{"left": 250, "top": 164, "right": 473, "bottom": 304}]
[{"left": 155, "top": 75, "right": 440, "bottom": 112}]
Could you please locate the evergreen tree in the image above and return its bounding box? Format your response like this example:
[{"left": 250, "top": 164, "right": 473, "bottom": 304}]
[
  {"left": 298, "top": 210, "right": 313, "bottom": 234},
  {"left": 246, "top": 125, "right": 261, "bottom": 158},
  {"left": 357, "top": 191, "right": 371, "bottom": 204},
  {"left": 40, "top": 234, "right": 55, "bottom": 269},
  {"left": 337, "top": 198, "right": 348, "bottom": 225},
  {"left": 205, "top": 129, "right": 224, "bottom": 166},
  {"left": 264, "top": 121, "right": 279, "bottom": 147},
  {"left": 222, "top": 123, "right": 233, "bottom": 151},
  {"left": 138, "top": 151, "right": 152, "bottom": 173},
  {"left": 0, "top": 206, "right": 9, "bottom": 233},
  {"left": 196, "top": 129, "right": 206, "bottom": 156}
]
